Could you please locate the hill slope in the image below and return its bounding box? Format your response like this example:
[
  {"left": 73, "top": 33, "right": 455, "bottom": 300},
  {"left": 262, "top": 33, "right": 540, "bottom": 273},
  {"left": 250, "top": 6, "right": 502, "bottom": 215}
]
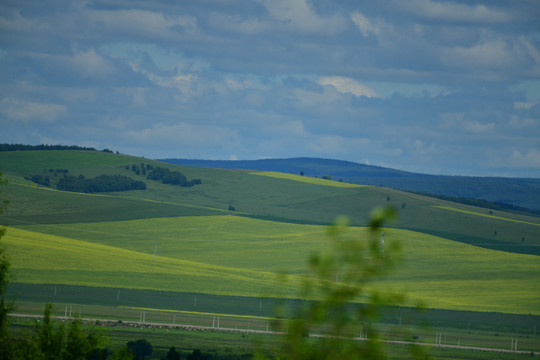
[
  {"left": 1, "top": 150, "right": 539, "bottom": 315},
  {"left": 161, "top": 157, "right": 540, "bottom": 211}
]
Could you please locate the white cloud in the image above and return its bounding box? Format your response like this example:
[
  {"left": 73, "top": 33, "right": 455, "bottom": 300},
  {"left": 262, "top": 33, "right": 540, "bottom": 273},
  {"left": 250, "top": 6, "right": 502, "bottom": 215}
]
[
  {"left": 512, "top": 148, "right": 540, "bottom": 168},
  {"left": 350, "top": 12, "right": 376, "bottom": 38},
  {"left": 307, "top": 135, "right": 372, "bottom": 156},
  {"left": 0, "top": 8, "right": 50, "bottom": 33},
  {"left": 319, "top": 76, "right": 380, "bottom": 98},
  {"left": 19, "top": 49, "right": 116, "bottom": 82},
  {"left": 514, "top": 101, "right": 539, "bottom": 110},
  {"left": 0, "top": 97, "right": 66, "bottom": 123},
  {"left": 225, "top": 78, "right": 248, "bottom": 91},
  {"left": 397, "top": 0, "right": 514, "bottom": 23},
  {"left": 262, "top": 120, "right": 307, "bottom": 137},
  {"left": 70, "top": 49, "right": 115, "bottom": 79},
  {"left": 114, "top": 87, "right": 146, "bottom": 108},
  {"left": 508, "top": 116, "right": 538, "bottom": 129},
  {"left": 209, "top": 13, "right": 269, "bottom": 35},
  {"left": 87, "top": 8, "right": 197, "bottom": 40},
  {"left": 131, "top": 88, "right": 146, "bottom": 107},
  {"left": 414, "top": 139, "right": 436, "bottom": 155},
  {"left": 350, "top": 11, "right": 395, "bottom": 42},
  {"left": 293, "top": 87, "right": 344, "bottom": 108},
  {"left": 129, "top": 62, "right": 201, "bottom": 99},
  {"left": 1, "top": 1, "right": 539, "bottom": 177},
  {"left": 464, "top": 120, "right": 494, "bottom": 134},
  {"left": 443, "top": 39, "right": 514, "bottom": 70},
  {"left": 123, "top": 122, "right": 241, "bottom": 150},
  {"left": 211, "top": 0, "right": 346, "bottom": 35},
  {"left": 520, "top": 37, "right": 540, "bottom": 77},
  {"left": 438, "top": 113, "right": 494, "bottom": 134},
  {"left": 224, "top": 77, "right": 267, "bottom": 91},
  {"left": 308, "top": 135, "right": 346, "bottom": 154},
  {"left": 259, "top": 0, "right": 346, "bottom": 34}
]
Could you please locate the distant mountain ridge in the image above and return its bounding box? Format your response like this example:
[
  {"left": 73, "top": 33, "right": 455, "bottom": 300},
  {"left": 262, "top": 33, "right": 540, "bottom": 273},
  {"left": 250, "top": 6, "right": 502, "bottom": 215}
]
[{"left": 161, "top": 157, "right": 540, "bottom": 211}]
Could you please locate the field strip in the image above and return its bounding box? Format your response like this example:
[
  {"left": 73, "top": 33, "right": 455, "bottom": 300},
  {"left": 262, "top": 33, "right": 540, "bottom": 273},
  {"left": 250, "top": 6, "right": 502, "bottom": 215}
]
[
  {"left": 9, "top": 313, "right": 538, "bottom": 356},
  {"left": 249, "top": 171, "right": 367, "bottom": 188},
  {"left": 433, "top": 205, "right": 540, "bottom": 226},
  {"left": 121, "top": 306, "right": 277, "bottom": 320},
  {"left": 117, "top": 195, "right": 248, "bottom": 214},
  {"left": 4, "top": 226, "right": 307, "bottom": 290},
  {"left": 1, "top": 215, "right": 327, "bottom": 245},
  {"left": 8, "top": 181, "right": 247, "bottom": 215}
]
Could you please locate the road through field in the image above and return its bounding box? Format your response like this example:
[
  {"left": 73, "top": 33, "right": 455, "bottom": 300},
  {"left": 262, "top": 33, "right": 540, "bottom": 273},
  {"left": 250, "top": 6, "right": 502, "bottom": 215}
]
[{"left": 9, "top": 313, "right": 539, "bottom": 356}]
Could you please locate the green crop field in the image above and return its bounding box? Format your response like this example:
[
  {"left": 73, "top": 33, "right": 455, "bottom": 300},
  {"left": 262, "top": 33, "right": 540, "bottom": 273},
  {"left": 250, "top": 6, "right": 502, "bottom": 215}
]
[
  {"left": 4, "top": 214, "right": 539, "bottom": 314},
  {"left": 1, "top": 149, "right": 539, "bottom": 358},
  {"left": 3, "top": 225, "right": 306, "bottom": 297}
]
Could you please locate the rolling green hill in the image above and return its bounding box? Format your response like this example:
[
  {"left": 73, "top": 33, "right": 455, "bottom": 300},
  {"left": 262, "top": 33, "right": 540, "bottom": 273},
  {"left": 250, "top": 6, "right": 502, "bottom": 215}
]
[
  {"left": 0, "top": 150, "right": 539, "bottom": 317},
  {"left": 163, "top": 157, "right": 540, "bottom": 211}
]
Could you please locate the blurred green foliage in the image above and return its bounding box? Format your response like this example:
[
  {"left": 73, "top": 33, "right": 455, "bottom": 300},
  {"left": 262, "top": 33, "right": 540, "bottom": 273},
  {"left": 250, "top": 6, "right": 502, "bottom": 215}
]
[
  {"left": 266, "top": 206, "right": 427, "bottom": 359},
  {"left": 0, "top": 172, "right": 13, "bottom": 359}
]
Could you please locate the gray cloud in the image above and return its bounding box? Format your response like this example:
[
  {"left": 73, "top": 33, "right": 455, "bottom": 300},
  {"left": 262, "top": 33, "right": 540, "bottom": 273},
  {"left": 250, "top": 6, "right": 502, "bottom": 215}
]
[
  {"left": 395, "top": 0, "right": 515, "bottom": 23},
  {"left": 0, "top": 0, "right": 539, "bottom": 177}
]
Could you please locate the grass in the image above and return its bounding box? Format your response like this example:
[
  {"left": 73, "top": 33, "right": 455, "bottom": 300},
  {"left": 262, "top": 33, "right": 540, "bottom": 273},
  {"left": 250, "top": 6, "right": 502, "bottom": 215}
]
[
  {"left": 249, "top": 171, "right": 366, "bottom": 188},
  {"left": 7, "top": 284, "right": 285, "bottom": 319},
  {"left": 8, "top": 284, "right": 539, "bottom": 335},
  {"left": 13, "top": 215, "right": 330, "bottom": 272},
  {"left": 2, "top": 150, "right": 539, "bottom": 255},
  {"left": 434, "top": 205, "right": 540, "bottom": 227},
  {"left": 8, "top": 304, "right": 540, "bottom": 359},
  {"left": 1, "top": 149, "right": 539, "bottom": 359},
  {"left": 1, "top": 181, "right": 224, "bottom": 225},
  {"left": 5, "top": 215, "right": 540, "bottom": 314},
  {"left": 0, "top": 150, "right": 134, "bottom": 174},
  {"left": 3, "top": 225, "right": 305, "bottom": 297}
]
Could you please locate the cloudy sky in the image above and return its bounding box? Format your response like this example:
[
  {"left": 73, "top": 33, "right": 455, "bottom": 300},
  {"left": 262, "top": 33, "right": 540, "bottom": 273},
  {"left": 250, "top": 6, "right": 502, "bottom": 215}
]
[{"left": 1, "top": 0, "right": 539, "bottom": 177}]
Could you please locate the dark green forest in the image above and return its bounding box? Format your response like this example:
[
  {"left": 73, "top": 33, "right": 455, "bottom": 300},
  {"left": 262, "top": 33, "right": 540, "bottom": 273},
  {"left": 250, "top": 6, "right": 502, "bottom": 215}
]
[
  {"left": 0, "top": 143, "right": 111, "bottom": 152},
  {"left": 56, "top": 174, "right": 147, "bottom": 193},
  {"left": 23, "top": 162, "right": 202, "bottom": 194},
  {"left": 146, "top": 166, "right": 201, "bottom": 187}
]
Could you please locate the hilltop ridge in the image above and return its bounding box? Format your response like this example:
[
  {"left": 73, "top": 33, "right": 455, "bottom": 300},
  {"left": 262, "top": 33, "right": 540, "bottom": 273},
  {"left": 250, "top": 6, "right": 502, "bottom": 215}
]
[{"left": 161, "top": 157, "right": 540, "bottom": 211}]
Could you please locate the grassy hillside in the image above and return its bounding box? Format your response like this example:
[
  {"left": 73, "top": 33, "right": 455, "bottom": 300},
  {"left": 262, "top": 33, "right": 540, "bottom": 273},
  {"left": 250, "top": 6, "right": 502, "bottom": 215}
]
[
  {"left": 5, "top": 216, "right": 539, "bottom": 314},
  {"left": 4, "top": 225, "right": 301, "bottom": 297},
  {"left": 1, "top": 150, "right": 539, "bottom": 317},
  {"left": 163, "top": 157, "right": 540, "bottom": 210}
]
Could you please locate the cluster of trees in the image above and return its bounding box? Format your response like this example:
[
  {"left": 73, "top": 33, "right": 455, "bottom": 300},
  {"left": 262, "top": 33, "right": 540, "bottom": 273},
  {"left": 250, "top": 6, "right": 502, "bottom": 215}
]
[
  {"left": 319, "top": 175, "right": 343, "bottom": 182},
  {"left": 146, "top": 166, "right": 201, "bottom": 187},
  {"left": 24, "top": 169, "right": 70, "bottom": 187},
  {"left": 0, "top": 312, "right": 206, "bottom": 360},
  {"left": 25, "top": 163, "right": 202, "bottom": 194},
  {"left": 47, "top": 168, "right": 70, "bottom": 176},
  {"left": 25, "top": 174, "right": 51, "bottom": 187},
  {"left": 127, "top": 163, "right": 202, "bottom": 188},
  {"left": 127, "top": 163, "right": 153, "bottom": 177},
  {"left": 56, "top": 174, "right": 146, "bottom": 193},
  {"left": 0, "top": 144, "right": 107, "bottom": 152},
  {"left": 25, "top": 167, "right": 148, "bottom": 193},
  {"left": 0, "top": 303, "right": 193, "bottom": 359},
  {"left": 1, "top": 304, "right": 105, "bottom": 359},
  {"left": 120, "top": 340, "right": 203, "bottom": 360}
]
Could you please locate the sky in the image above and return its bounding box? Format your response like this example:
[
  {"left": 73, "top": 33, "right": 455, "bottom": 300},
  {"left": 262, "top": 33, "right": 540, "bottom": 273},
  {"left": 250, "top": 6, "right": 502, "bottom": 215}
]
[{"left": 1, "top": 0, "right": 539, "bottom": 177}]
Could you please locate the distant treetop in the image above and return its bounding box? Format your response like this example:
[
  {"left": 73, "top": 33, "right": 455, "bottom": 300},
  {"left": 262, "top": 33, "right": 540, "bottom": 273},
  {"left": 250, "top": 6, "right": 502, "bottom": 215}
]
[{"left": 0, "top": 143, "right": 109, "bottom": 152}]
